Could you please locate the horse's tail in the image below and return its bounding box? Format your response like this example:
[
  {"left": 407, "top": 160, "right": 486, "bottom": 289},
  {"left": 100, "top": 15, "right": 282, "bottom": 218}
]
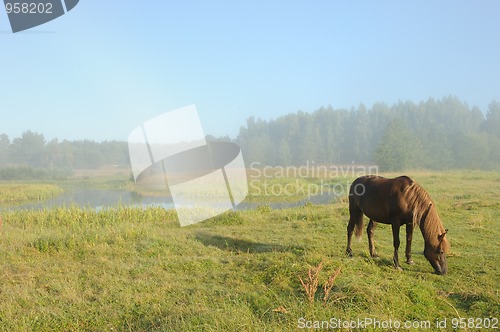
[
  {"left": 348, "top": 191, "right": 364, "bottom": 239},
  {"left": 353, "top": 209, "right": 364, "bottom": 239}
]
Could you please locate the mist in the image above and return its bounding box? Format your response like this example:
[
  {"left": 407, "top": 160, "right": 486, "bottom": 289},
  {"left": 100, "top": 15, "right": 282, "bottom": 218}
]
[{"left": 1, "top": 96, "right": 499, "bottom": 180}]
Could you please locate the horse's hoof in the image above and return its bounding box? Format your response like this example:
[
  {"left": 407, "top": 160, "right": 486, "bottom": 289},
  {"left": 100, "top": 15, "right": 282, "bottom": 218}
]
[
  {"left": 371, "top": 253, "right": 379, "bottom": 258},
  {"left": 394, "top": 266, "right": 403, "bottom": 271},
  {"left": 346, "top": 250, "right": 353, "bottom": 258},
  {"left": 406, "top": 260, "right": 414, "bottom": 265}
]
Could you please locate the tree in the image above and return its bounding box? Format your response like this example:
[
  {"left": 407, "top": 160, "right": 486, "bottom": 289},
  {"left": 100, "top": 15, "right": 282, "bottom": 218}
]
[
  {"left": 296, "top": 116, "right": 318, "bottom": 164},
  {"left": 0, "top": 134, "right": 10, "bottom": 167},
  {"left": 278, "top": 139, "right": 291, "bottom": 165},
  {"left": 373, "top": 119, "right": 423, "bottom": 171},
  {"left": 484, "top": 101, "right": 500, "bottom": 166},
  {"left": 10, "top": 130, "right": 46, "bottom": 167},
  {"left": 484, "top": 101, "right": 500, "bottom": 139},
  {"left": 451, "top": 132, "right": 489, "bottom": 169}
]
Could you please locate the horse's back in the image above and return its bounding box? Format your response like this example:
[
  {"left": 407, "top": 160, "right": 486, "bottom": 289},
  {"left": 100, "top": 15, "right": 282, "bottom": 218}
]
[
  {"left": 350, "top": 175, "right": 413, "bottom": 194},
  {"left": 349, "top": 175, "right": 414, "bottom": 223}
]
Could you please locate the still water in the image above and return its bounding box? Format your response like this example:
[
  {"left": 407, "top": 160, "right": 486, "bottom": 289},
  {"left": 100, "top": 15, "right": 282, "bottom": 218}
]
[
  {"left": 2, "top": 190, "right": 174, "bottom": 211},
  {"left": 3, "top": 189, "right": 336, "bottom": 211}
]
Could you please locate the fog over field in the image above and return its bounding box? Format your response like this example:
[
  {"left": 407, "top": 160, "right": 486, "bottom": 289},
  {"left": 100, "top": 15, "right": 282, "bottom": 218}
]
[{"left": 2, "top": 96, "right": 500, "bottom": 180}]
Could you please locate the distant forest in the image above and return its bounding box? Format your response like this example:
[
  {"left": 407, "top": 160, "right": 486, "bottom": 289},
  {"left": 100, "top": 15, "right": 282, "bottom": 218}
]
[
  {"left": 238, "top": 96, "right": 500, "bottom": 170},
  {"left": 0, "top": 134, "right": 129, "bottom": 179},
  {"left": 1, "top": 96, "right": 499, "bottom": 179}
]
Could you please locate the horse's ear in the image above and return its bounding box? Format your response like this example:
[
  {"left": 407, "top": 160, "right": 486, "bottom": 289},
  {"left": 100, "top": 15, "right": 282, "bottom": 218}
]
[{"left": 438, "top": 229, "right": 448, "bottom": 241}]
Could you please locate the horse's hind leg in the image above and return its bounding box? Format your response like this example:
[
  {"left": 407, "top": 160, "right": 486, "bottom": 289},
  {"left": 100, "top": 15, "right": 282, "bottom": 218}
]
[
  {"left": 346, "top": 206, "right": 363, "bottom": 257},
  {"left": 346, "top": 219, "right": 355, "bottom": 257},
  {"left": 367, "top": 219, "right": 378, "bottom": 258},
  {"left": 405, "top": 223, "right": 414, "bottom": 264}
]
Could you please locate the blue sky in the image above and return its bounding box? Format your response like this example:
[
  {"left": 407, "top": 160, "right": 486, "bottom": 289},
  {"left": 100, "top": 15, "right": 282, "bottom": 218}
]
[{"left": 0, "top": 1, "right": 499, "bottom": 141}]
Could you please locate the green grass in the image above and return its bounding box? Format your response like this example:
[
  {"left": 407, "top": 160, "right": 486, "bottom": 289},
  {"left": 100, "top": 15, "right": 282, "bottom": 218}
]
[
  {"left": 0, "top": 171, "right": 498, "bottom": 331},
  {"left": 0, "top": 183, "right": 63, "bottom": 205}
]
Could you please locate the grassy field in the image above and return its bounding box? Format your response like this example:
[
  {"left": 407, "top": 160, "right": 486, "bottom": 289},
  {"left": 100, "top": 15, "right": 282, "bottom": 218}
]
[
  {"left": 0, "top": 183, "right": 63, "bottom": 206},
  {"left": 0, "top": 171, "right": 498, "bottom": 331}
]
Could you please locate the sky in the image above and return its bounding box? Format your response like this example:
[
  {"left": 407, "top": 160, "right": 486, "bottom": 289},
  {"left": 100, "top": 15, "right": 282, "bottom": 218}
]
[{"left": 0, "top": 1, "right": 499, "bottom": 141}]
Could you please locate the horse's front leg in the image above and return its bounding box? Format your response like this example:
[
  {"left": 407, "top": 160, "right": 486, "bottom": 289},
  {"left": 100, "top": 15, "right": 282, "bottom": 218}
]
[
  {"left": 405, "top": 222, "right": 414, "bottom": 264},
  {"left": 391, "top": 222, "right": 402, "bottom": 270}
]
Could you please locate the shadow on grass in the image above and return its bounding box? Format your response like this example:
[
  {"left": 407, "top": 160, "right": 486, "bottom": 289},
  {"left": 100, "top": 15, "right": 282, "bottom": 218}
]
[
  {"left": 358, "top": 251, "right": 427, "bottom": 270},
  {"left": 195, "top": 231, "right": 304, "bottom": 254},
  {"left": 448, "top": 292, "right": 497, "bottom": 313},
  {"left": 370, "top": 256, "right": 394, "bottom": 268},
  {"left": 352, "top": 251, "right": 393, "bottom": 267}
]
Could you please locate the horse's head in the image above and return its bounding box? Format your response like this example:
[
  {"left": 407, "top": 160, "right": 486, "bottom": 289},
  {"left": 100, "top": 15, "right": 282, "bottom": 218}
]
[{"left": 424, "top": 229, "right": 449, "bottom": 275}]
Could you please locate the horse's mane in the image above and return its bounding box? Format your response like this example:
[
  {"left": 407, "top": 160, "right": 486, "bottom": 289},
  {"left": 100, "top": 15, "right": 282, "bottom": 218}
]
[{"left": 404, "top": 181, "right": 450, "bottom": 252}]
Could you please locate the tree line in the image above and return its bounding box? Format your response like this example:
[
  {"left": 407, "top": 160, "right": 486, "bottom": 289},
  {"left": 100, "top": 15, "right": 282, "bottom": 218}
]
[
  {"left": 0, "top": 132, "right": 129, "bottom": 179},
  {"left": 238, "top": 96, "right": 500, "bottom": 170},
  {"left": 1, "top": 96, "right": 499, "bottom": 178}
]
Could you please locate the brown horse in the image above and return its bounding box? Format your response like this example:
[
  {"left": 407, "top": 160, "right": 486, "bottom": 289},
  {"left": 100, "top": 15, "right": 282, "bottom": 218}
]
[{"left": 346, "top": 175, "right": 449, "bottom": 274}]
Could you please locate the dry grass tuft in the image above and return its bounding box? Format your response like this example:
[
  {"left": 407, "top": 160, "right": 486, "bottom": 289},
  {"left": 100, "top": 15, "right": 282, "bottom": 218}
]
[
  {"left": 299, "top": 261, "right": 343, "bottom": 304},
  {"left": 299, "top": 261, "right": 324, "bottom": 303},
  {"left": 323, "top": 265, "right": 342, "bottom": 303}
]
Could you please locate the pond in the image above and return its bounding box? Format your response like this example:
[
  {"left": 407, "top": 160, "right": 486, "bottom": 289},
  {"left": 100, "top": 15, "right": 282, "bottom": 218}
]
[{"left": 2, "top": 189, "right": 337, "bottom": 212}]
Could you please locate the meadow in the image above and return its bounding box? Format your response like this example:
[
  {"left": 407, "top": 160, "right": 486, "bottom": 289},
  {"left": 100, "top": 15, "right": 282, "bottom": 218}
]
[
  {"left": 0, "top": 183, "right": 63, "bottom": 206},
  {"left": 0, "top": 171, "right": 498, "bottom": 331}
]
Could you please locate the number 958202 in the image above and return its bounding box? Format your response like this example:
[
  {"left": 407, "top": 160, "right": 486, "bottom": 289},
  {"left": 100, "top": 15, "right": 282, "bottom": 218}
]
[
  {"left": 451, "top": 317, "right": 498, "bottom": 329},
  {"left": 5, "top": 2, "right": 53, "bottom": 14}
]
